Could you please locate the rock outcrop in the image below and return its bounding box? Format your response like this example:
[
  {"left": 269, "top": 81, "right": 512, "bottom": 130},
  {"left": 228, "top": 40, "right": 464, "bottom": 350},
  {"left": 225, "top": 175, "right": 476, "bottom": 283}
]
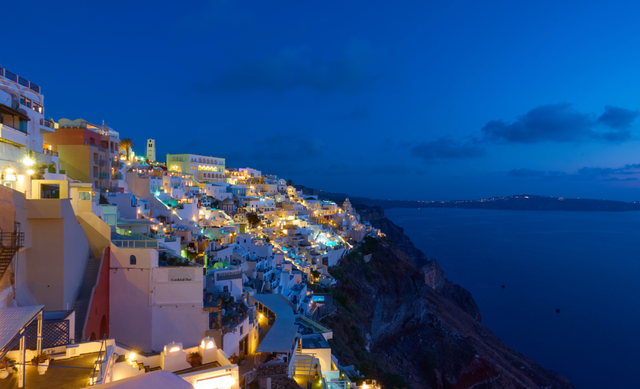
[{"left": 322, "top": 204, "right": 575, "bottom": 389}]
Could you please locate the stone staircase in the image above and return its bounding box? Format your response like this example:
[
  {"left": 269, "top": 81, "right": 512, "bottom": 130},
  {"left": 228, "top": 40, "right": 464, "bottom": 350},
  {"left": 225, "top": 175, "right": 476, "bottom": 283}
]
[
  {"left": 292, "top": 354, "right": 318, "bottom": 378},
  {"left": 115, "top": 354, "right": 161, "bottom": 372},
  {"left": 73, "top": 254, "right": 102, "bottom": 341},
  {"left": 0, "top": 222, "right": 24, "bottom": 281}
]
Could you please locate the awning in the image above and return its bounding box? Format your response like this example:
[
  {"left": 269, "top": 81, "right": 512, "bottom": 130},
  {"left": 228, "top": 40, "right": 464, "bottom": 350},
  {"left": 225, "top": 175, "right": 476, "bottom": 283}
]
[
  {"left": 0, "top": 104, "right": 31, "bottom": 121},
  {"left": 253, "top": 294, "right": 298, "bottom": 353},
  {"left": 0, "top": 305, "right": 44, "bottom": 356}
]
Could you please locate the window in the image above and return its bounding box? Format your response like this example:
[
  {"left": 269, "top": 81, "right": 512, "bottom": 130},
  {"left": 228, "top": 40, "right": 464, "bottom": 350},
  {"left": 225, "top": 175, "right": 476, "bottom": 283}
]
[
  {"left": 41, "top": 184, "right": 60, "bottom": 199},
  {"left": 240, "top": 325, "right": 243, "bottom": 335},
  {"left": 20, "top": 96, "right": 32, "bottom": 108},
  {"left": 129, "top": 255, "right": 137, "bottom": 265},
  {"left": 79, "top": 192, "right": 91, "bottom": 200}
]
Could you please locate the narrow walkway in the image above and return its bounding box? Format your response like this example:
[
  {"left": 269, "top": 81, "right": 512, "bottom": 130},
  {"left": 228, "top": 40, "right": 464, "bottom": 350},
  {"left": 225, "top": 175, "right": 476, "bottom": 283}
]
[{"left": 73, "top": 255, "right": 102, "bottom": 340}]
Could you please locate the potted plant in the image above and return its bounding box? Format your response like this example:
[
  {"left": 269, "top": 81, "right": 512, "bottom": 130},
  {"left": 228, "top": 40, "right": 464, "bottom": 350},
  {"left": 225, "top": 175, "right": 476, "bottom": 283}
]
[
  {"left": 187, "top": 352, "right": 202, "bottom": 367},
  {"left": 31, "top": 354, "right": 50, "bottom": 375},
  {"left": 228, "top": 353, "right": 238, "bottom": 364},
  {"left": 0, "top": 357, "right": 17, "bottom": 379}
]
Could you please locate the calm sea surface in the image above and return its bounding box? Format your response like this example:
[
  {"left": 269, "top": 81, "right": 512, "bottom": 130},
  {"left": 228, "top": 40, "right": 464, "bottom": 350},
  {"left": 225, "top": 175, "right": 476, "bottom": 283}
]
[{"left": 385, "top": 208, "right": 640, "bottom": 389}]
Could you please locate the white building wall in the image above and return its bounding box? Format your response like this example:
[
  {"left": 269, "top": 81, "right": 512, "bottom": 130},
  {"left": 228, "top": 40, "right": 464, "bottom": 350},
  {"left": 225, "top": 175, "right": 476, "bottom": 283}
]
[
  {"left": 151, "top": 305, "right": 209, "bottom": 351},
  {"left": 109, "top": 265, "right": 153, "bottom": 351}
]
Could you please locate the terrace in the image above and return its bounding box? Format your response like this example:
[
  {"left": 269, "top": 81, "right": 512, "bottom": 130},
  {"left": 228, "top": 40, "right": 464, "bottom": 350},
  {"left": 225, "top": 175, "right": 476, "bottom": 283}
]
[
  {"left": 111, "top": 228, "right": 158, "bottom": 249},
  {"left": 0, "top": 306, "right": 115, "bottom": 389},
  {"left": 0, "top": 67, "right": 41, "bottom": 94}
]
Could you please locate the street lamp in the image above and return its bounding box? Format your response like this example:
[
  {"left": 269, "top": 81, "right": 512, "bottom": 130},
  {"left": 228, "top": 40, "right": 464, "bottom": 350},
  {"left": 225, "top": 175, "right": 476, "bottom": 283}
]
[{"left": 22, "top": 157, "right": 34, "bottom": 167}]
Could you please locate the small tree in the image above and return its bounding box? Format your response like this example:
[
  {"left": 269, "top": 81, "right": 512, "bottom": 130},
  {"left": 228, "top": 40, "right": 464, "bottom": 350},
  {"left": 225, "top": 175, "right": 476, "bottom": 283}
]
[{"left": 246, "top": 212, "right": 260, "bottom": 228}]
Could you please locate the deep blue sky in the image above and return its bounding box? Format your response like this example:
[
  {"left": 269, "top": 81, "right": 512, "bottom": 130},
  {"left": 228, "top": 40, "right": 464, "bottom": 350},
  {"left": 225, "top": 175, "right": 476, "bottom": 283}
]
[{"left": 6, "top": 0, "right": 640, "bottom": 201}]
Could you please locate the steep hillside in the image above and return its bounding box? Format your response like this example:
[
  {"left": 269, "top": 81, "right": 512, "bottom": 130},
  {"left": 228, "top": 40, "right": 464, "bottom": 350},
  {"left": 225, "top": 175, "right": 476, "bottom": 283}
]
[{"left": 321, "top": 205, "right": 575, "bottom": 389}]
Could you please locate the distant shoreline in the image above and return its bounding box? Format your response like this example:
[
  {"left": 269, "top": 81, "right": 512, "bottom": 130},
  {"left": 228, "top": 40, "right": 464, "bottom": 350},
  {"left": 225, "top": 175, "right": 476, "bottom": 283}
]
[{"left": 295, "top": 187, "right": 640, "bottom": 212}]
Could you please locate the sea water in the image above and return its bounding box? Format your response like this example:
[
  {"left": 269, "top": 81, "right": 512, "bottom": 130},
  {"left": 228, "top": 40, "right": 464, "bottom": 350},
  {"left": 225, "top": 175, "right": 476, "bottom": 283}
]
[{"left": 385, "top": 208, "right": 640, "bottom": 389}]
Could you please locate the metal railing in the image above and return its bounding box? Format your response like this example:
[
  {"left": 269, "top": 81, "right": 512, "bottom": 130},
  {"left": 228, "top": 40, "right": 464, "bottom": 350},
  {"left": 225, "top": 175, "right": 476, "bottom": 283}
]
[
  {"left": 85, "top": 141, "right": 108, "bottom": 152},
  {"left": 43, "top": 148, "right": 58, "bottom": 156},
  {"left": 0, "top": 223, "right": 25, "bottom": 249},
  {"left": 113, "top": 239, "right": 158, "bottom": 249},
  {"left": 112, "top": 228, "right": 158, "bottom": 249},
  {"left": 89, "top": 337, "right": 105, "bottom": 386},
  {"left": 0, "top": 67, "right": 41, "bottom": 93},
  {"left": 40, "top": 118, "right": 54, "bottom": 129}
]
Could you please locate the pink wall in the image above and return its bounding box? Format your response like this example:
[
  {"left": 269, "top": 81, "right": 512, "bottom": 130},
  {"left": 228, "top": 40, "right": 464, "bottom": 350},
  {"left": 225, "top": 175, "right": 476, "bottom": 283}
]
[{"left": 84, "top": 246, "right": 111, "bottom": 340}]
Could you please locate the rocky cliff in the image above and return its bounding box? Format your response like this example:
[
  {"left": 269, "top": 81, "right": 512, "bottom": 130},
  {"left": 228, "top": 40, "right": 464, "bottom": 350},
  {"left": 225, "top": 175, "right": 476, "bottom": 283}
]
[{"left": 321, "top": 204, "right": 575, "bottom": 389}]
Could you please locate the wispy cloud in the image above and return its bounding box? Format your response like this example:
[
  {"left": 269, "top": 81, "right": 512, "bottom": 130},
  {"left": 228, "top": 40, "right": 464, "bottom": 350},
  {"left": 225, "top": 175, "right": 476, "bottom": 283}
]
[
  {"left": 508, "top": 163, "right": 640, "bottom": 181},
  {"left": 410, "top": 104, "right": 638, "bottom": 163},
  {"left": 481, "top": 103, "right": 637, "bottom": 144},
  {"left": 411, "top": 137, "right": 486, "bottom": 163},
  {"left": 597, "top": 106, "right": 639, "bottom": 130},
  {"left": 193, "top": 39, "right": 381, "bottom": 95}
]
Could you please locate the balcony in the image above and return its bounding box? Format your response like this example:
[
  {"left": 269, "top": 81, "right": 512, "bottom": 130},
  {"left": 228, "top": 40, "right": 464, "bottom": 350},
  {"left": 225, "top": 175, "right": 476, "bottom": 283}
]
[
  {"left": 112, "top": 173, "right": 123, "bottom": 180},
  {"left": 0, "top": 123, "right": 28, "bottom": 147},
  {"left": 43, "top": 148, "right": 58, "bottom": 157},
  {"left": 99, "top": 173, "right": 109, "bottom": 179},
  {"left": 93, "top": 158, "right": 107, "bottom": 166},
  {"left": 112, "top": 228, "right": 158, "bottom": 249},
  {"left": 85, "top": 141, "right": 107, "bottom": 152},
  {"left": 39, "top": 118, "right": 54, "bottom": 132},
  {"left": 0, "top": 67, "right": 41, "bottom": 94}
]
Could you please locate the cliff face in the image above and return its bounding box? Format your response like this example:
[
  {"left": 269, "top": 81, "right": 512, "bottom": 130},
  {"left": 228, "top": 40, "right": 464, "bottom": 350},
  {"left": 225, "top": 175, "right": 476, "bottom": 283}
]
[{"left": 322, "top": 205, "right": 575, "bottom": 389}]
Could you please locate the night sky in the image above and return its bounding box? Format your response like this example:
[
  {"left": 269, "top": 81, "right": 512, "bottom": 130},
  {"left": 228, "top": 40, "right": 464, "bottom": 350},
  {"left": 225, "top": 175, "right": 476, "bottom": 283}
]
[{"left": 6, "top": 1, "right": 640, "bottom": 201}]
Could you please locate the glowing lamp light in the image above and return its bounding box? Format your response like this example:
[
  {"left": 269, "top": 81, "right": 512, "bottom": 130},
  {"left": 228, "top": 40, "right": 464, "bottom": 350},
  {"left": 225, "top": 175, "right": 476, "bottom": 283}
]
[
  {"left": 128, "top": 352, "right": 136, "bottom": 361},
  {"left": 5, "top": 168, "right": 14, "bottom": 174},
  {"left": 194, "top": 375, "right": 235, "bottom": 389},
  {"left": 26, "top": 169, "right": 34, "bottom": 175},
  {"left": 169, "top": 346, "right": 180, "bottom": 352},
  {"left": 23, "top": 157, "right": 34, "bottom": 166}
]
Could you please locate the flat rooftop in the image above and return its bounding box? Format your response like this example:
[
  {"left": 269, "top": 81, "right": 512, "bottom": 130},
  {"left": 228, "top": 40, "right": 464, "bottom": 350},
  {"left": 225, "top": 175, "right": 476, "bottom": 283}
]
[
  {"left": 301, "top": 334, "right": 330, "bottom": 349},
  {"left": 1, "top": 352, "right": 97, "bottom": 389}
]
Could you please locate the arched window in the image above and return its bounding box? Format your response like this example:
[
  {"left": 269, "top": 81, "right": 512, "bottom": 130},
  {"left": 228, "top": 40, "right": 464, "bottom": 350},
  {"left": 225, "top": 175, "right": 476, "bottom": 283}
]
[{"left": 130, "top": 255, "right": 137, "bottom": 265}]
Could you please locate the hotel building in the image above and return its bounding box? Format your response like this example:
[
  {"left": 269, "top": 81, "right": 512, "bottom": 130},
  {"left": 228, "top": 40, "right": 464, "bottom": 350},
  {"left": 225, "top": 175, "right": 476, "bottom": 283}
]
[{"left": 166, "top": 153, "right": 225, "bottom": 183}]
